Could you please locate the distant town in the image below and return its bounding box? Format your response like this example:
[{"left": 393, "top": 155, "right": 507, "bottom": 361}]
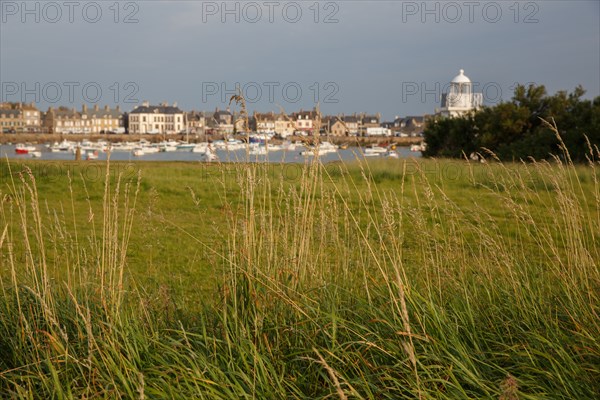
[
  {"left": 1, "top": 70, "right": 482, "bottom": 140},
  {"left": 0, "top": 101, "right": 429, "bottom": 139}
]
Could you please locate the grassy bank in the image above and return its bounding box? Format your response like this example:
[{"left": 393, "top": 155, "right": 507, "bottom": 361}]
[{"left": 0, "top": 143, "right": 598, "bottom": 397}]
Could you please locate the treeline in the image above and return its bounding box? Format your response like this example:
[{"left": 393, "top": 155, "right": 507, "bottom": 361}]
[{"left": 423, "top": 84, "right": 600, "bottom": 161}]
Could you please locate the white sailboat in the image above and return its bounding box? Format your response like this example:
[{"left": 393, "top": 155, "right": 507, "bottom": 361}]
[{"left": 300, "top": 141, "right": 338, "bottom": 156}]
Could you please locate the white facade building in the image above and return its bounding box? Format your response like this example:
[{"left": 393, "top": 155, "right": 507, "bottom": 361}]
[
  {"left": 436, "top": 69, "right": 483, "bottom": 118},
  {"left": 365, "top": 127, "right": 392, "bottom": 136},
  {"left": 129, "top": 102, "right": 184, "bottom": 134}
]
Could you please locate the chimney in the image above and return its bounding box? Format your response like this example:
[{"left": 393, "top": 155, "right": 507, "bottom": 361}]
[
  {"left": 142, "top": 101, "right": 149, "bottom": 107},
  {"left": 82, "top": 104, "right": 88, "bottom": 113},
  {"left": 173, "top": 102, "right": 177, "bottom": 108},
  {"left": 94, "top": 104, "right": 99, "bottom": 112},
  {"left": 104, "top": 105, "right": 110, "bottom": 112},
  {"left": 116, "top": 105, "right": 120, "bottom": 112}
]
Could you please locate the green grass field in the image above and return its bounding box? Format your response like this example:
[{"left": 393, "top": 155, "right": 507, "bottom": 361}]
[{"left": 0, "top": 149, "right": 598, "bottom": 398}]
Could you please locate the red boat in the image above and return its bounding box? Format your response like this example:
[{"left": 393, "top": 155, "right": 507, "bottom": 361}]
[{"left": 15, "top": 144, "right": 37, "bottom": 154}]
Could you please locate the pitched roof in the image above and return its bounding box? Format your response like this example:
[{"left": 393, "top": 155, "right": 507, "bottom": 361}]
[
  {"left": 253, "top": 112, "right": 276, "bottom": 120},
  {"left": 130, "top": 105, "right": 183, "bottom": 114},
  {"left": 186, "top": 111, "right": 205, "bottom": 121},
  {"left": 321, "top": 115, "right": 337, "bottom": 125},
  {"left": 83, "top": 106, "right": 122, "bottom": 119},
  {"left": 362, "top": 115, "right": 380, "bottom": 123},
  {"left": 0, "top": 109, "right": 20, "bottom": 118},
  {"left": 342, "top": 116, "right": 359, "bottom": 123},
  {"left": 51, "top": 107, "right": 82, "bottom": 118},
  {"left": 330, "top": 119, "right": 347, "bottom": 127},
  {"left": 291, "top": 110, "right": 318, "bottom": 119}
]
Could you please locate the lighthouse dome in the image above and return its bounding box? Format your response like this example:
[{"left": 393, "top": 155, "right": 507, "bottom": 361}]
[{"left": 451, "top": 69, "right": 471, "bottom": 84}]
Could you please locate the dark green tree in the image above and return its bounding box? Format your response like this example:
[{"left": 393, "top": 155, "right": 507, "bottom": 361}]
[
  {"left": 423, "top": 84, "right": 599, "bottom": 161},
  {"left": 422, "top": 114, "right": 478, "bottom": 158}
]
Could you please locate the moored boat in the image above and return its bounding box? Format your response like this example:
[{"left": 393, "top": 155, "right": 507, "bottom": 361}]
[
  {"left": 192, "top": 143, "right": 209, "bottom": 153},
  {"left": 15, "top": 144, "right": 37, "bottom": 154},
  {"left": 300, "top": 141, "right": 338, "bottom": 156},
  {"left": 249, "top": 145, "right": 268, "bottom": 156},
  {"left": 49, "top": 140, "right": 75, "bottom": 152},
  {"left": 363, "top": 145, "right": 388, "bottom": 155},
  {"left": 410, "top": 143, "right": 426, "bottom": 152},
  {"left": 132, "top": 147, "right": 145, "bottom": 157},
  {"left": 176, "top": 142, "right": 196, "bottom": 151},
  {"left": 157, "top": 140, "right": 179, "bottom": 152}
]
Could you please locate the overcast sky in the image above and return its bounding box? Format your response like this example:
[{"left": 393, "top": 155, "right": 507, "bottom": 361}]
[{"left": 1, "top": 0, "right": 598, "bottom": 120}]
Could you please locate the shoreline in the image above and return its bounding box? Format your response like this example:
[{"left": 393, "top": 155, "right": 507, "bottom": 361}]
[{"left": 0, "top": 133, "right": 424, "bottom": 147}]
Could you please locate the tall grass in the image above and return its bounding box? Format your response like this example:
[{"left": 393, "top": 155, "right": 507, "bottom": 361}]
[{"left": 0, "top": 124, "right": 599, "bottom": 398}]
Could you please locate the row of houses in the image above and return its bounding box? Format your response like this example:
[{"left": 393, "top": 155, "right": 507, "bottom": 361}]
[
  {"left": 127, "top": 105, "right": 403, "bottom": 136},
  {"left": 0, "top": 102, "right": 426, "bottom": 137},
  {"left": 0, "top": 103, "right": 42, "bottom": 133},
  {"left": 0, "top": 70, "right": 479, "bottom": 137},
  {"left": 0, "top": 102, "right": 125, "bottom": 134}
]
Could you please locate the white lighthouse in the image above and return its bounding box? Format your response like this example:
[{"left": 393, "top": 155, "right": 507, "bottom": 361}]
[{"left": 436, "top": 69, "right": 483, "bottom": 118}]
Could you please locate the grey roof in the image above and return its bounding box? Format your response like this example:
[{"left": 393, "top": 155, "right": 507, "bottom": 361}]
[
  {"left": 130, "top": 105, "right": 183, "bottom": 114},
  {"left": 213, "top": 110, "right": 233, "bottom": 124},
  {"left": 291, "top": 110, "right": 318, "bottom": 119},
  {"left": 205, "top": 118, "right": 219, "bottom": 128},
  {"left": 0, "top": 102, "right": 39, "bottom": 111},
  {"left": 82, "top": 106, "right": 122, "bottom": 119},
  {"left": 51, "top": 107, "right": 81, "bottom": 118},
  {"left": 362, "top": 115, "right": 380, "bottom": 123},
  {"left": 342, "top": 116, "right": 359, "bottom": 123},
  {"left": 186, "top": 111, "right": 205, "bottom": 121},
  {"left": 253, "top": 112, "right": 276, "bottom": 120},
  {"left": 0, "top": 109, "right": 21, "bottom": 118}
]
